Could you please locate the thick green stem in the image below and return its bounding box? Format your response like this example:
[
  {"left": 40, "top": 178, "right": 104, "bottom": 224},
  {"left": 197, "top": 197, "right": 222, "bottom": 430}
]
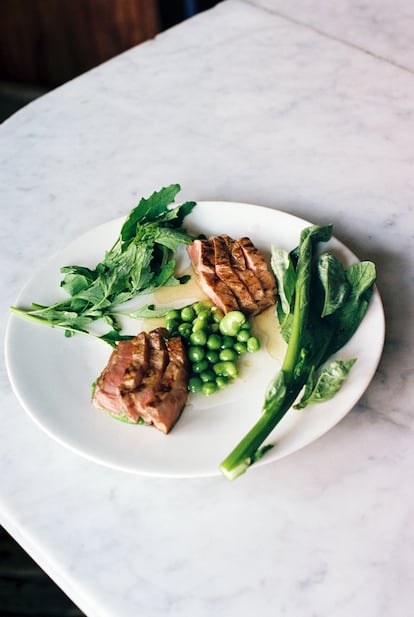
[{"left": 219, "top": 386, "right": 300, "bottom": 480}]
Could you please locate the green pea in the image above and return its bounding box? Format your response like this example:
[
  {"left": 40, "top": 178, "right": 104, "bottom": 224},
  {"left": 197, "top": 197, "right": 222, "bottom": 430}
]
[
  {"left": 166, "top": 309, "right": 181, "bottom": 321},
  {"left": 188, "top": 376, "right": 203, "bottom": 393},
  {"left": 196, "top": 311, "right": 210, "bottom": 323},
  {"left": 193, "top": 301, "right": 212, "bottom": 314},
  {"left": 202, "top": 381, "right": 218, "bottom": 396},
  {"left": 178, "top": 322, "right": 192, "bottom": 338},
  {"left": 211, "top": 306, "right": 224, "bottom": 323},
  {"left": 190, "top": 330, "right": 208, "bottom": 346},
  {"left": 247, "top": 336, "right": 261, "bottom": 352},
  {"left": 215, "top": 375, "right": 229, "bottom": 389},
  {"left": 206, "top": 349, "right": 219, "bottom": 364},
  {"left": 236, "top": 328, "right": 250, "bottom": 343},
  {"left": 188, "top": 346, "right": 205, "bottom": 363},
  {"left": 207, "top": 333, "right": 222, "bottom": 350},
  {"left": 192, "top": 317, "right": 208, "bottom": 332},
  {"left": 221, "top": 335, "right": 234, "bottom": 349},
  {"left": 165, "top": 318, "right": 178, "bottom": 333},
  {"left": 219, "top": 348, "right": 237, "bottom": 362},
  {"left": 192, "top": 359, "right": 209, "bottom": 374},
  {"left": 200, "top": 369, "right": 216, "bottom": 383},
  {"left": 234, "top": 341, "right": 248, "bottom": 355},
  {"left": 181, "top": 306, "right": 196, "bottom": 322},
  {"left": 213, "top": 361, "right": 238, "bottom": 379},
  {"left": 240, "top": 321, "right": 251, "bottom": 331},
  {"left": 210, "top": 322, "right": 220, "bottom": 333},
  {"left": 219, "top": 310, "right": 246, "bottom": 336}
]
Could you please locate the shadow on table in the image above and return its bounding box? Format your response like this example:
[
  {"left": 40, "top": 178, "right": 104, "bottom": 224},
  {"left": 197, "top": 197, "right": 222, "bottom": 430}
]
[{"left": 0, "top": 526, "right": 85, "bottom": 616}]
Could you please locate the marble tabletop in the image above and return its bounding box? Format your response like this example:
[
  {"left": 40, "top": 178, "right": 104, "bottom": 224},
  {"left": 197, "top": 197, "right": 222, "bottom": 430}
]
[{"left": 1, "top": 1, "right": 413, "bottom": 616}]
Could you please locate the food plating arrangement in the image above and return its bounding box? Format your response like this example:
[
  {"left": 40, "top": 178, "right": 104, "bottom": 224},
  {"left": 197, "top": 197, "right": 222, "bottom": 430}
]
[{"left": 10, "top": 185, "right": 378, "bottom": 479}]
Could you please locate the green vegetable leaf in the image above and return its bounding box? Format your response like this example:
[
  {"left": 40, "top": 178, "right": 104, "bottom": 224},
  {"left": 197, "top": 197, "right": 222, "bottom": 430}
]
[
  {"left": 294, "top": 358, "right": 357, "bottom": 409},
  {"left": 152, "top": 226, "right": 195, "bottom": 251},
  {"left": 99, "top": 331, "right": 134, "bottom": 347},
  {"left": 325, "top": 261, "right": 376, "bottom": 358},
  {"left": 317, "top": 252, "right": 350, "bottom": 317},
  {"left": 11, "top": 184, "right": 196, "bottom": 345},
  {"left": 270, "top": 246, "right": 296, "bottom": 315},
  {"left": 120, "top": 184, "right": 180, "bottom": 241}
]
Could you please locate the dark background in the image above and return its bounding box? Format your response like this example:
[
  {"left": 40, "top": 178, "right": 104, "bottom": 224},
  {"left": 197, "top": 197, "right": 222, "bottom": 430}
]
[
  {"left": 0, "top": 0, "right": 221, "bottom": 122},
  {"left": 0, "top": 1, "right": 221, "bottom": 615}
]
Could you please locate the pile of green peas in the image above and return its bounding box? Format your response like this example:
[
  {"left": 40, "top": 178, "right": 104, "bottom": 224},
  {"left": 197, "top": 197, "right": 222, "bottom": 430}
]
[{"left": 165, "top": 301, "right": 261, "bottom": 396}]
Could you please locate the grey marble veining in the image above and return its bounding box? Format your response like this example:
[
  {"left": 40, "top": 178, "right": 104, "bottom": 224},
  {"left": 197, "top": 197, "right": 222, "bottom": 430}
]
[
  {"left": 246, "top": 0, "right": 414, "bottom": 71},
  {"left": 1, "top": 1, "right": 414, "bottom": 616}
]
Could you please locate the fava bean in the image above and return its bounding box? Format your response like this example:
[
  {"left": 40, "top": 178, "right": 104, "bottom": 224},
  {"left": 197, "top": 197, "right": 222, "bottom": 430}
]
[{"left": 219, "top": 310, "right": 246, "bottom": 336}]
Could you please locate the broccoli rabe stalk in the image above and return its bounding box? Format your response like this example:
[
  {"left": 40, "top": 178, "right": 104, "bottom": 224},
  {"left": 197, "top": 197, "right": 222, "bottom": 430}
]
[{"left": 220, "top": 225, "right": 376, "bottom": 480}]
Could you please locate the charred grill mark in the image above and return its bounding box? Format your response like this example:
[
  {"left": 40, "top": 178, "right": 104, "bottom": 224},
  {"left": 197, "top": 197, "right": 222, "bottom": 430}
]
[
  {"left": 212, "top": 235, "right": 260, "bottom": 315},
  {"left": 92, "top": 328, "right": 189, "bottom": 433},
  {"left": 187, "top": 234, "right": 277, "bottom": 315}
]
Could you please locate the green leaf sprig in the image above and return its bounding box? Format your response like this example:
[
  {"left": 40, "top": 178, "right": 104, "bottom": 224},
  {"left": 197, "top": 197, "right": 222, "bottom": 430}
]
[{"left": 11, "top": 184, "right": 196, "bottom": 346}]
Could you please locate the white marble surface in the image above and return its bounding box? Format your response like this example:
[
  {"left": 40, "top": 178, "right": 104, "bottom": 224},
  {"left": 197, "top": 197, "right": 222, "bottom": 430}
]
[
  {"left": 1, "top": 1, "right": 414, "bottom": 616},
  {"left": 247, "top": 0, "right": 414, "bottom": 71}
]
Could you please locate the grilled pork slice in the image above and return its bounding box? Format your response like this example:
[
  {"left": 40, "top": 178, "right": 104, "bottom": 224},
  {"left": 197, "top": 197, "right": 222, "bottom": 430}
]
[
  {"left": 187, "top": 234, "right": 276, "bottom": 315},
  {"left": 92, "top": 328, "right": 189, "bottom": 433},
  {"left": 187, "top": 238, "right": 239, "bottom": 313},
  {"left": 212, "top": 235, "right": 260, "bottom": 315},
  {"left": 222, "top": 235, "right": 268, "bottom": 310},
  {"left": 238, "top": 237, "right": 276, "bottom": 305},
  {"left": 121, "top": 329, "right": 169, "bottom": 423},
  {"left": 144, "top": 337, "right": 189, "bottom": 434},
  {"left": 92, "top": 338, "right": 136, "bottom": 416}
]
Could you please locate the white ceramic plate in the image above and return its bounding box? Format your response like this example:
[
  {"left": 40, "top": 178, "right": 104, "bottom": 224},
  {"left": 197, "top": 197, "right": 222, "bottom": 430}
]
[{"left": 5, "top": 203, "right": 385, "bottom": 478}]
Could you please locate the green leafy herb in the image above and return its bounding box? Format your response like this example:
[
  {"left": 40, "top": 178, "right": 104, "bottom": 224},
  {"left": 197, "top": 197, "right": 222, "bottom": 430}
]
[
  {"left": 11, "top": 185, "right": 196, "bottom": 346},
  {"left": 220, "top": 225, "right": 376, "bottom": 480},
  {"left": 294, "top": 358, "right": 357, "bottom": 409}
]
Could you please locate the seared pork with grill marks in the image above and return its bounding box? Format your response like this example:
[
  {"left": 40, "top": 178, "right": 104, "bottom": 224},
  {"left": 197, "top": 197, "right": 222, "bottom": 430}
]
[
  {"left": 186, "top": 238, "right": 240, "bottom": 313},
  {"left": 92, "top": 328, "right": 189, "bottom": 433},
  {"left": 238, "top": 237, "right": 276, "bottom": 305},
  {"left": 212, "top": 235, "right": 260, "bottom": 315},
  {"left": 221, "top": 235, "right": 268, "bottom": 311},
  {"left": 144, "top": 337, "right": 189, "bottom": 434},
  {"left": 187, "top": 234, "right": 276, "bottom": 315},
  {"left": 92, "top": 338, "right": 137, "bottom": 416}
]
